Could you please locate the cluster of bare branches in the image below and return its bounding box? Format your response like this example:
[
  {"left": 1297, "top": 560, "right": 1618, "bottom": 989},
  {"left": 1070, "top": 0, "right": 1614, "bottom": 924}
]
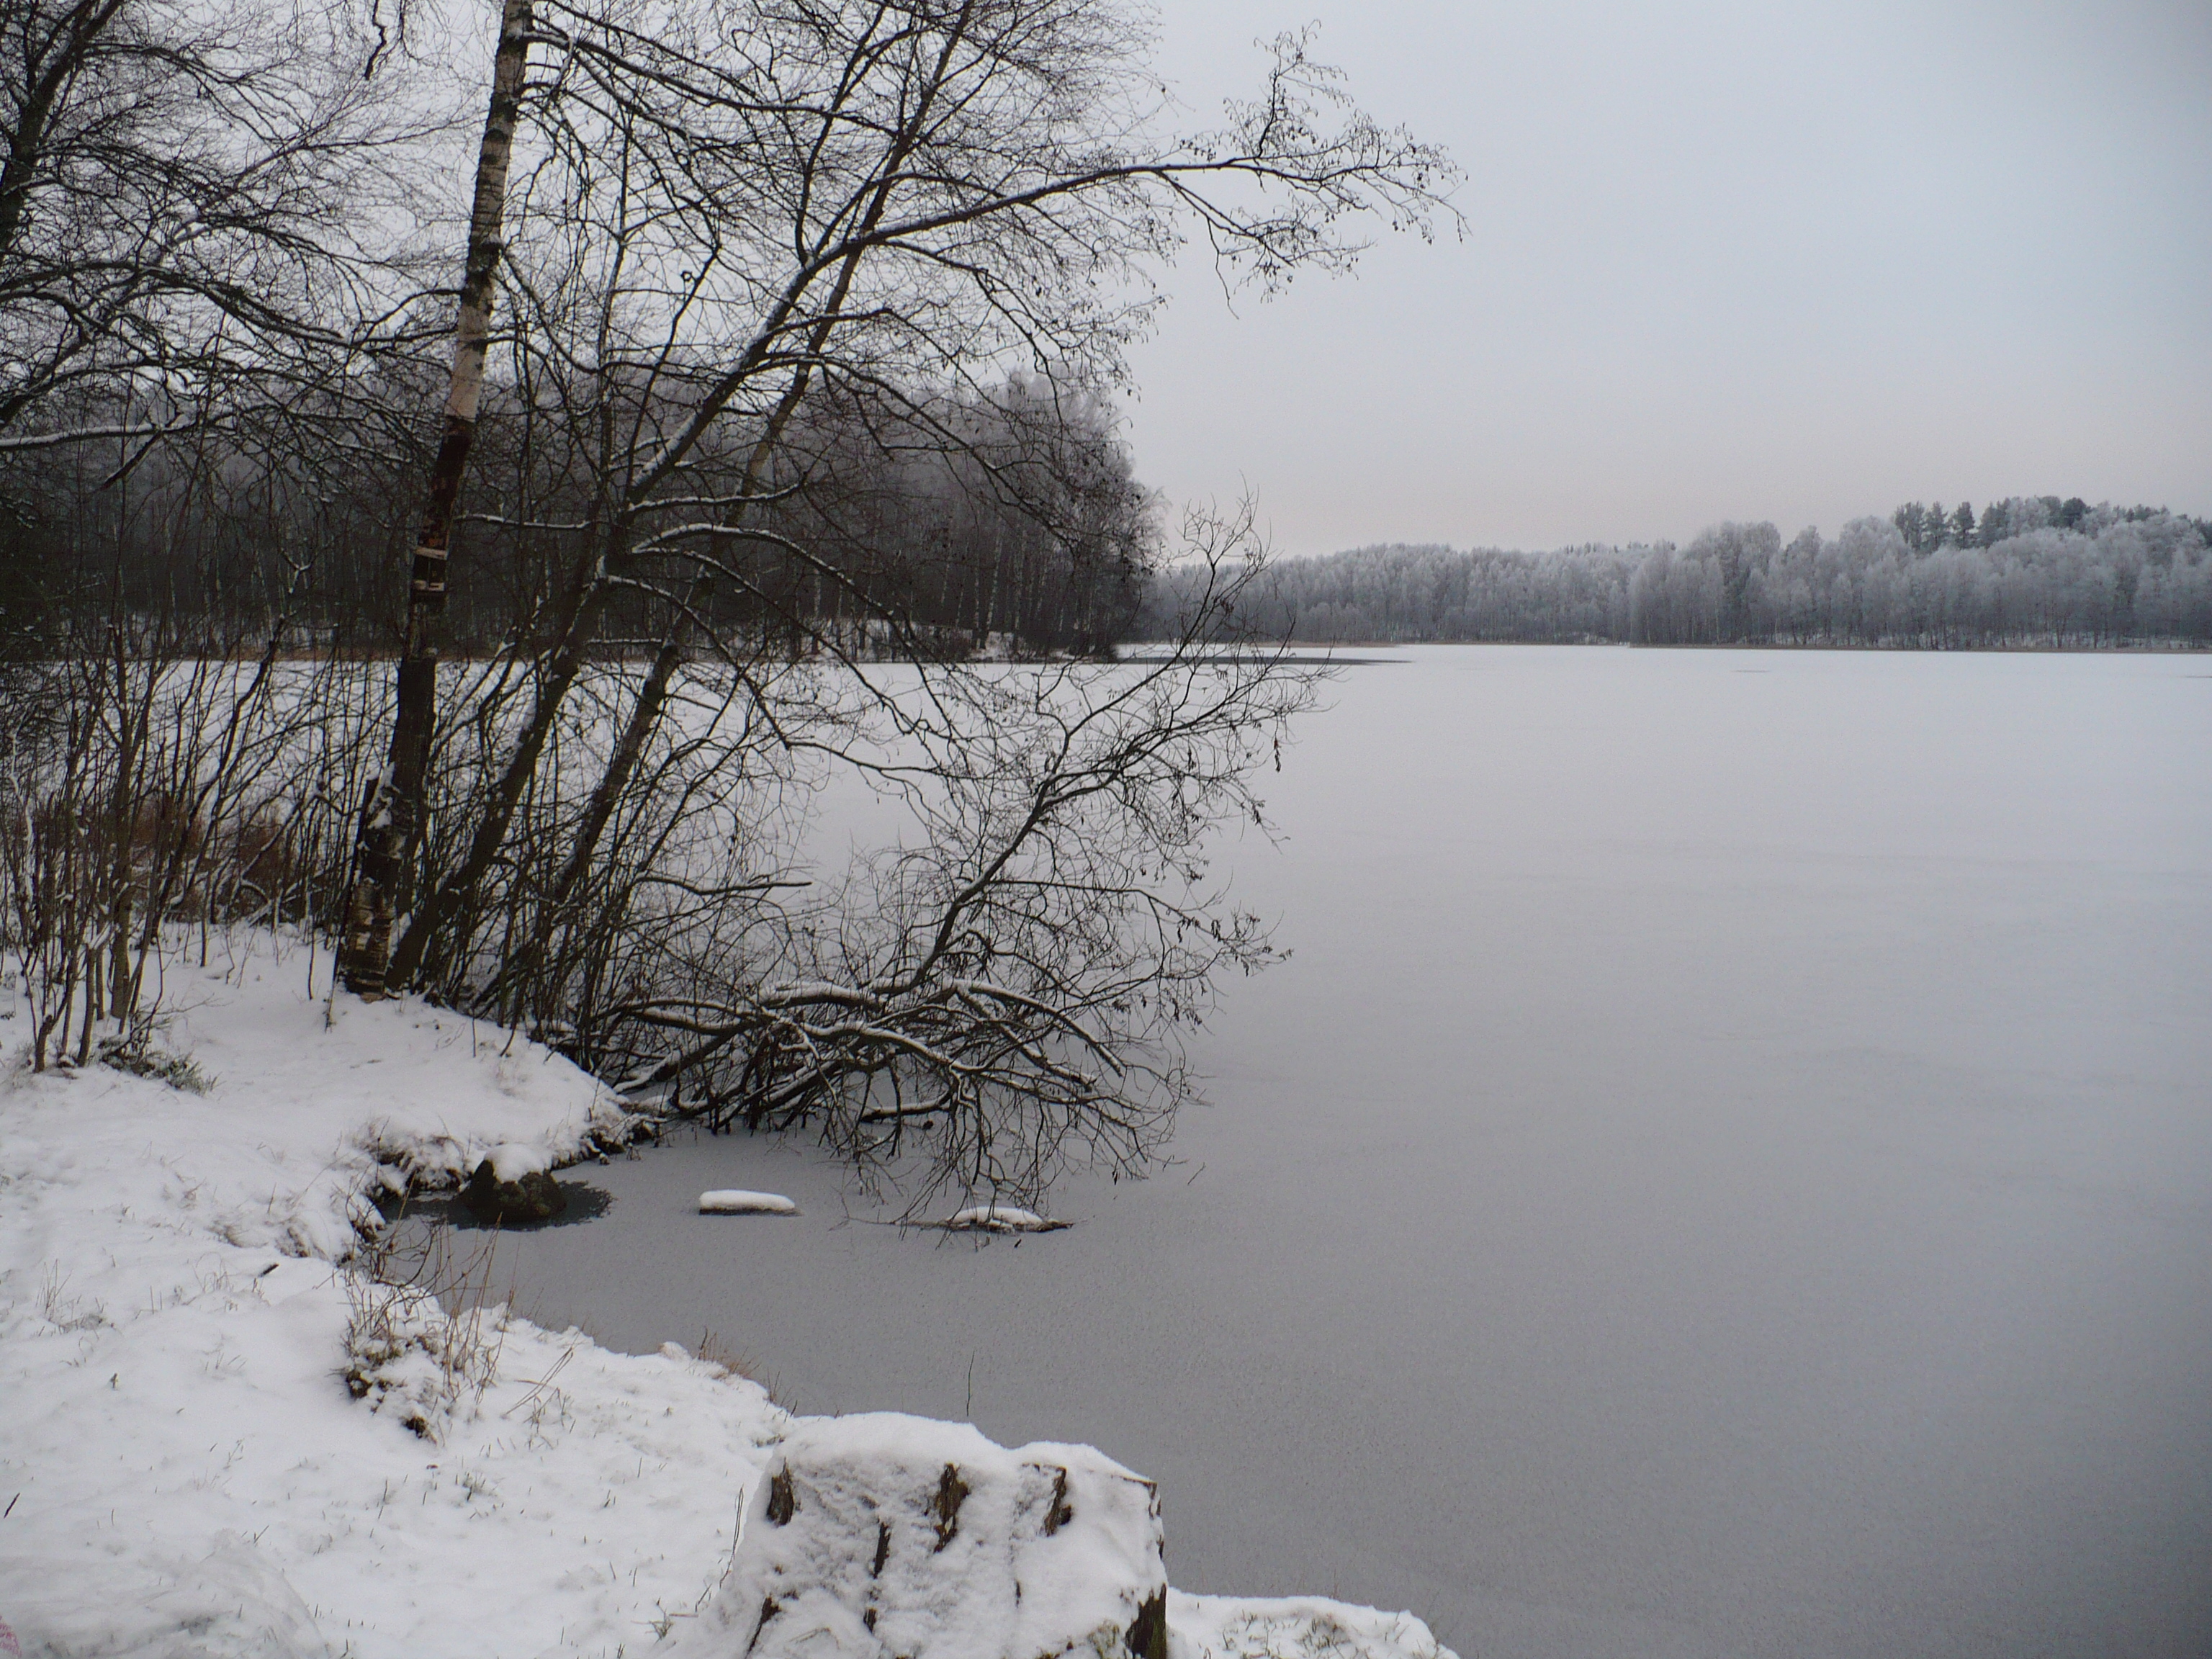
[
  {"left": 0, "top": 629, "right": 378, "bottom": 1071},
  {"left": 454, "top": 511, "right": 1309, "bottom": 1205},
  {"left": 0, "top": 0, "right": 443, "bottom": 448},
  {"left": 2, "top": 0, "right": 1454, "bottom": 1204}
]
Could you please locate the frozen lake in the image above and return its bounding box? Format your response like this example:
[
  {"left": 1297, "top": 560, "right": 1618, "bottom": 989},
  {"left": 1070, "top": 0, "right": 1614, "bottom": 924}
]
[{"left": 472, "top": 646, "right": 2212, "bottom": 1658}]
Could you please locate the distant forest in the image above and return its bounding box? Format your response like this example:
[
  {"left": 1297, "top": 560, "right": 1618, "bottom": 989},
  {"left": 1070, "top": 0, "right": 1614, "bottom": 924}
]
[
  {"left": 1141, "top": 498, "right": 2212, "bottom": 648},
  {"left": 0, "top": 375, "right": 1153, "bottom": 663}
]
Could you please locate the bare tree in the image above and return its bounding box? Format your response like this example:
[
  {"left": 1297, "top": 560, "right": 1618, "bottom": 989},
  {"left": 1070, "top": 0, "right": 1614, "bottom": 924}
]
[
  {"left": 273, "top": 0, "right": 1457, "bottom": 1202},
  {"left": 341, "top": 0, "right": 1454, "bottom": 987}
]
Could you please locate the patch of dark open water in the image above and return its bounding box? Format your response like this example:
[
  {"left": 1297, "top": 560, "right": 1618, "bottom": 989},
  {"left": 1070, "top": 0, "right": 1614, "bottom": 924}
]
[{"left": 382, "top": 1178, "right": 615, "bottom": 1232}]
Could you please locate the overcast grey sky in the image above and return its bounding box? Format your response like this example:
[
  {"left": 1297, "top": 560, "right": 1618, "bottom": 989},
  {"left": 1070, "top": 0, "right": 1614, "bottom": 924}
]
[{"left": 1122, "top": 1, "right": 2212, "bottom": 554}]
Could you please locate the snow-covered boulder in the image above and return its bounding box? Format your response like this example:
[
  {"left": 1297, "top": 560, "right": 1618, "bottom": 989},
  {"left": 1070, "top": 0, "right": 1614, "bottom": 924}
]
[
  {"left": 665, "top": 1413, "right": 1166, "bottom": 1658},
  {"left": 461, "top": 1143, "right": 567, "bottom": 1224},
  {"left": 701, "top": 1190, "right": 800, "bottom": 1215},
  {"left": 941, "top": 1205, "right": 1066, "bottom": 1233},
  {"left": 1169, "top": 1592, "right": 1454, "bottom": 1659}
]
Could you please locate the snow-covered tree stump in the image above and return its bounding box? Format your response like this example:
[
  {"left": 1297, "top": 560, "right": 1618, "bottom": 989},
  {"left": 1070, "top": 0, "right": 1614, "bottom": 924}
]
[{"left": 665, "top": 1414, "right": 1168, "bottom": 1659}]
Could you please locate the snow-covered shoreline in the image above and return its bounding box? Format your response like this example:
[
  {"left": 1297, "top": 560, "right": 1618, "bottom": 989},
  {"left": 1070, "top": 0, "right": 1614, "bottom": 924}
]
[{"left": 0, "top": 940, "right": 1450, "bottom": 1658}]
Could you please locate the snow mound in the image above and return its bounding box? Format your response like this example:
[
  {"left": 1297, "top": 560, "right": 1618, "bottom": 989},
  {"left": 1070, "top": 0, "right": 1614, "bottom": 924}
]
[
  {"left": 3, "top": 1532, "right": 333, "bottom": 1659},
  {"left": 942, "top": 1205, "right": 1067, "bottom": 1233},
  {"left": 701, "top": 1190, "right": 800, "bottom": 1215},
  {"left": 663, "top": 1412, "right": 1167, "bottom": 1658},
  {"left": 1169, "top": 1591, "right": 1454, "bottom": 1659}
]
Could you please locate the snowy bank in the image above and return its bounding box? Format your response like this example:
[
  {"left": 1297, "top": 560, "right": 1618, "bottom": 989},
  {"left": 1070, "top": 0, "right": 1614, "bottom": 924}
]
[
  {"left": 0, "top": 940, "right": 1452, "bottom": 1658},
  {"left": 0, "top": 943, "right": 783, "bottom": 1658}
]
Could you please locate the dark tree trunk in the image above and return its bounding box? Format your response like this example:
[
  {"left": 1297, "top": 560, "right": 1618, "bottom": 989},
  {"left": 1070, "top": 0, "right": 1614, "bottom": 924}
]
[{"left": 338, "top": 0, "right": 533, "bottom": 997}]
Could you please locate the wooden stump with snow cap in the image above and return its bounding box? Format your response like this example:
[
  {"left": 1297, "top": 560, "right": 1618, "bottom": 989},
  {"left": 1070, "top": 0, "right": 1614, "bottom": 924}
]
[{"left": 663, "top": 1413, "right": 1168, "bottom": 1659}]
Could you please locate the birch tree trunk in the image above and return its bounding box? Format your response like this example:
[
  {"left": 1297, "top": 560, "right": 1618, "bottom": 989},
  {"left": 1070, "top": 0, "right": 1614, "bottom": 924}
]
[{"left": 338, "top": 0, "right": 533, "bottom": 997}]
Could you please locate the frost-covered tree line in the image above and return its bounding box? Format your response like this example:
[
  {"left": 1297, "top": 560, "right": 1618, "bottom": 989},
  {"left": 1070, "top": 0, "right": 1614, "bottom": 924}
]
[
  {"left": 1628, "top": 507, "right": 2209, "bottom": 647},
  {"left": 1, "top": 0, "right": 1454, "bottom": 1204},
  {"left": 1143, "top": 500, "right": 2211, "bottom": 647},
  {"left": 1891, "top": 494, "right": 2098, "bottom": 552}
]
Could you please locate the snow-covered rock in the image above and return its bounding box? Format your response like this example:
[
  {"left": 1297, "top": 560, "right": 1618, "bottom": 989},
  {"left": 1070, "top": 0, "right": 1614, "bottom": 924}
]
[
  {"left": 462, "top": 1157, "right": 568, "bottom": 1224},
  {"left": 700, "top": 1190, "right": 800, "bottom": 1215},
  {"left": 1168, "top": 1593, "right": 1452, "bottom": 1659},
  {"left": 485, "top": 1141, "right": 554, "bottom": 1182},
  {"left": 663, "top": 1413, "right": 1166, "bottom": 1659},
  {"left": 941, "top": 1205, "right": 1066, "bottom": 1233}
]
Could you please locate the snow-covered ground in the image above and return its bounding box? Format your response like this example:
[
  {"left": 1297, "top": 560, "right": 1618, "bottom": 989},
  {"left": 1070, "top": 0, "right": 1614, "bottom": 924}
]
[{"left": 0, "top": 938, "right": 1449, "bottom": 1658}]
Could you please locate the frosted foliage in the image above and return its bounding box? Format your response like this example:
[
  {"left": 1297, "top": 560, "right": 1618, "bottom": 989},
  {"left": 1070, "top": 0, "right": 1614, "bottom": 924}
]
[
  {"left": 667, "top": 1414, "right": 1166, "bottom": 1659},
  {"left": 1148, "top": 508, "right": 2212, "bottom": 646}
]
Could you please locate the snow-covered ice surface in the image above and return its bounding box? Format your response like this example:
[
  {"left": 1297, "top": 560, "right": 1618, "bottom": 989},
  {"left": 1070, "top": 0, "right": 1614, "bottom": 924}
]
[
  {"left": 0, "top": 943, "right": 1449, "bottom": 1658},
  {"left": 475, "top": 647, "right": 2212, "bottom": 1659}
]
